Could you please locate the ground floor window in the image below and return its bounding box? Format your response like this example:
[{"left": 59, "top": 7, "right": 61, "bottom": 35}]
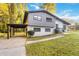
[
  {"left": 34, "top": 28, "right": 41, "bottom": 32},
  {"left": 45, "top": 28, "right": 51, "bottom": 32}
]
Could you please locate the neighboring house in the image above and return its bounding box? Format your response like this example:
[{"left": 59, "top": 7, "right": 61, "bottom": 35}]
[
  {"left": 69, "top": 25, "right": 76, "bottom": 31},
  {"left": 25, "top": 10, "right": 70, "bottom": 36}
]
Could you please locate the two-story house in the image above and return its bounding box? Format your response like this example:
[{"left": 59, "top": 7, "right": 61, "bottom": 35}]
[{"left": 24, "top": 10, "right": 70, "bottom": 36}]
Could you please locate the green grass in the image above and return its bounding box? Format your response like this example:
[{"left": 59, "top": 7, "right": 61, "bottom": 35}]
[
  {"left": 0, "top": 33, "right": 5, "bottom": 38},
  {"left": 26, "top": 31, "right": 79, "bottom": 56},
  {"left": 0, "top": 32, "right": 26, "bottom": 38}
]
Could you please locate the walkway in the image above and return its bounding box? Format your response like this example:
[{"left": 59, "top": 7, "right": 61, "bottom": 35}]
[
  {"left": 0, "top": 32, "right": 70, "bottom": 56},
  {"left": 26, "top": 35, "right": 64, "bottom": 44},
  {"left": 0, "top": 37, "right": 26, "bottom": 56},
  {"left": 26, "top": 33, "right": 70, "bottom": 45}
]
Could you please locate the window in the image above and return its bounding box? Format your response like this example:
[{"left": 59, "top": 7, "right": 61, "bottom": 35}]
[
  {"left": 33, "top": 16, "right": 38, "bottom": 20},
  {"left": 34, "top": 28, "right": 41, "bottom": 32},
  {"left": 38, "top": 16, "right": 42, "bottom": 21},
  {"left": 45, "top": 28, "right": 51, "bottom": 32},
  {"left": 46, "top": 18, "right": 52, "bottom": 22},
  {"left": 33, "top": 16, "right": 42, "bottom": 21}
]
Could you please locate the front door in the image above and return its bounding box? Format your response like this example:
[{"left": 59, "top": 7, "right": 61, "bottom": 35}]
[{"left": 56, "top": 24, "right": 59, "bottom": 29}]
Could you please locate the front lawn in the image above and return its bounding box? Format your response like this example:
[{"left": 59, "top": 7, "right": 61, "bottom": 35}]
[{"left": 26, "top": 31, "right": 79, "bottom": 56}]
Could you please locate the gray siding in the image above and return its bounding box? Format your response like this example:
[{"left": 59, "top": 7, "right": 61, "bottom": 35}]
[
  {"left": 55, "top": 19, "right": 64, "bottom": 28},
  {"left": 55, "top": 19, "right": 68, "bottom": 32},
  {"left": 27, "top": 12, "right": 56, "bottom": 27}
]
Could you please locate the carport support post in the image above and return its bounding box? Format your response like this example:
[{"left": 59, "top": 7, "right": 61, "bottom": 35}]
[
  {"left": 12, "top": 27, "right": 15, "bottom": 36},
  {"left": 26, "top": 26, "right": 27, "bottom": 37},
  {"left": 7, "top": 25, "right": 9, "bottom": 39},
  {"left": 10, "top": 27, "right": 12, "bottom": 37}
]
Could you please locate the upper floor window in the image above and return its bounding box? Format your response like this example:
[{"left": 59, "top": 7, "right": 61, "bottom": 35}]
[
  {"left": 46, "top": 18, "right": 52, "bottom": 22},
  {"left": 33, "top": 16, "right": 42, "bottom": 21},
  {"left": 38, "top": 16, "right": 42, "bottom": 21},
  {"left": 33, "top": 16, "right": 38, "bottom": 20}
]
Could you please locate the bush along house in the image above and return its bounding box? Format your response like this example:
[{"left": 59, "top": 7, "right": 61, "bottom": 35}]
[{"left": 24, "top": 10, "right": 70, "bottom": 36}]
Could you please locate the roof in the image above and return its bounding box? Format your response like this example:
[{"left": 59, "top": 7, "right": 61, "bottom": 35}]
[{"left": 26, "top": 10, "right": 70, "bottom": 25}]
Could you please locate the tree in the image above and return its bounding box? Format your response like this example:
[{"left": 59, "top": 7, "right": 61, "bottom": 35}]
[
  {"left": 0, "top": 3, "right": 28, "bottom": 32},
  {"left": 8, "top": 3, "right": 16, "bottom": 24},
  {"left": 0, "top": 3, "right": 9, "bottom": 32},
  {"left": 40, "top": 3, "right": 56, "bottom": 14},
  {"left": 15, "top": 3, "right": 28, "bottom": 24}
]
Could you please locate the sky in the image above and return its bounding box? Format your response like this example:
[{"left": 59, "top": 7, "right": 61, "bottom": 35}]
[{"left": 27, "top": 3, "right": 79, "bottom": 22}]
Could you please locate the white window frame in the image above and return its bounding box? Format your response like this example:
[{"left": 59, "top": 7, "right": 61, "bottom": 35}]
[
  {"left": 33, "top": 16, "right": 38, "bottom": 20},
  {"left": 33, "top": 16, "right": 42, "bottom": 21}
]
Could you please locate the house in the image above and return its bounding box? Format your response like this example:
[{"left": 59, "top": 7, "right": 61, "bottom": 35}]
[
  {"left": 24, "top": 10, "right": 70, "bottom": 36},
  {"left": 68, "top": 24, "right": 76, "bottom": 31}
]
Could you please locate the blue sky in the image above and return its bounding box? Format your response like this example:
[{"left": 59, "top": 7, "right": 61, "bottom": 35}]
[
  {"left": 56, "top": 3, "right": 79, "bottom": 16},
  {"left": 27, "top": 3, "right": 79, "bottom": 21}
]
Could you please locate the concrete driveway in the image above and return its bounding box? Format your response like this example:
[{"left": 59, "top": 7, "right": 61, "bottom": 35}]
[{"left": 0, "top": 37, "right": 26, "bottom": 56}]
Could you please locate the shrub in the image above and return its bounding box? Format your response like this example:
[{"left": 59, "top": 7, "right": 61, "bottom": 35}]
[
  {"left": 27, "top": 30, "right": 35, "bottom": 38},
  {"left": 54, "top": 29, "right": 59, "bottom": 34}
]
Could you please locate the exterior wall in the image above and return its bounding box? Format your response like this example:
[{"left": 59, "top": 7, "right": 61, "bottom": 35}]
[
  {"left": 27, "top": 26, "right": 55, "bottom": 36},
  {"left": 27, "top": 12, "right": 56, "bottom": 27},
  {"left": 55, "top": 19, "right": 68, "bottom": 32},
  {"left": 55, "top": 20, "right": 64, "bottom": 28},
  {"left": 27, "top": 12, "right": 69, "bottom": 37}
]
